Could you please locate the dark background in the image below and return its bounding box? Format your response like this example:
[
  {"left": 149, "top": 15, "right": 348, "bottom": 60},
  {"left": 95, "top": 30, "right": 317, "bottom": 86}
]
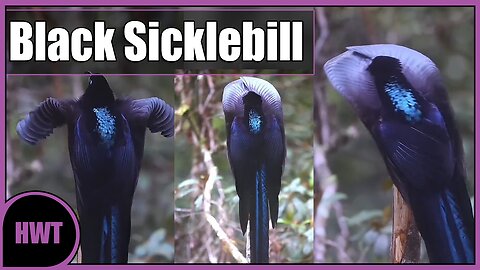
[{"left": 6, "top": 8, "right": 313, "bottom": 74}]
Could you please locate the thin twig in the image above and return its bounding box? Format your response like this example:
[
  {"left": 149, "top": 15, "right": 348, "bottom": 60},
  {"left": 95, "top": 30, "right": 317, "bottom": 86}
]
[{"left": 202, "top": 148, "right": 248, "bottom": 263}]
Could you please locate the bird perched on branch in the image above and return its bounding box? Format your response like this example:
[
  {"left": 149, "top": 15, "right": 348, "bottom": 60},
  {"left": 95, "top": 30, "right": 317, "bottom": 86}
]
[
  {"left": 16, "top": 73, "right": 174, "bottom": 263},
  {"left": 324, "top": 44, "right": 474, "bottom": 263},
  {"left": 222, "top": 77, "right": 286, "bottom": 263}
]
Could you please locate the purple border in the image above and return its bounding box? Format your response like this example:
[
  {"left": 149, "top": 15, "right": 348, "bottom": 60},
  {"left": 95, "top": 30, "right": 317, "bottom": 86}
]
[
  {"left": 6, "top": 8, "right": 314, "bottom": 11},
  {"left": 475, "top": 3, "right": 479, "bottom": 268},
  {"left": 0, "top": 191, "right": 81, "bottom": 267},
  {"left": 1, "top": 1, "right": 478, "bottom": 269},
  {"left": 1, "top": 0, "right": 5, "bottom": 266},
  {"left": 1, "top": 0, "right": 478, "bottom": 6},
  {"left": 6, "top": 73, "right": 314, "bottom": 77}
]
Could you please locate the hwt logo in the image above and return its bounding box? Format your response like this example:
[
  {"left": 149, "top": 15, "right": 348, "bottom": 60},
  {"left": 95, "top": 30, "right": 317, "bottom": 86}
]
[{"left": 15, "top": 222, "right": 63, "bottom": 244}]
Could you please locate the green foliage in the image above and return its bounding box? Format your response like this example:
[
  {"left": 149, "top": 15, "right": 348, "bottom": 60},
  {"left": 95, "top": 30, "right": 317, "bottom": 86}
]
[{"left": 277, "top": 176, "right": 314, "bottom": 261}]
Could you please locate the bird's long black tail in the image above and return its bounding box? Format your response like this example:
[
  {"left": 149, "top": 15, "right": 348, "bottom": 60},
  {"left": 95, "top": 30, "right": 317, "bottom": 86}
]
[
  {"left": 81, "top": 206, "right": 130, "bottom": 263},
  {"left": 409, "top": 182, "right": 474, "bottom": 263},
  {"left": 249, "top": 166, "right": 269, "bottom": 263},
  {"left": 100, "top": 206, "right": 130, "bottom": 263}
]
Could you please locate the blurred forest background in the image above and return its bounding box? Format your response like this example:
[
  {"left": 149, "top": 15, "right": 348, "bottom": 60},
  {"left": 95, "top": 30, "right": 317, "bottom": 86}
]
[
  {"left": 174, "top": 75, "right": 313, "bottom": 263},
  {"left": 315, "top": 7, "right": 474, "bottom": 263},
  {"left": 6, "top": 76, "right": 175, "bottom": 263}
]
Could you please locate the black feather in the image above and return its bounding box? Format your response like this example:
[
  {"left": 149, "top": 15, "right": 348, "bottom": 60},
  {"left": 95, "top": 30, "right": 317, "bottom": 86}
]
[
  {"left": 223, "top": 77, "right": 286, "bottom": 263},
  {"left": 16, "top": 74, "right": 174, "bottom": 263}
]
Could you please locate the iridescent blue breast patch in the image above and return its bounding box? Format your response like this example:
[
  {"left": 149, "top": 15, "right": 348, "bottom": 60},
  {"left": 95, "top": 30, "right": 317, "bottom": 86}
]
[
  {"left": 248, "top": 110, "right": 263, "bottom": 135},
  {"left": 93, "top": 107, "right": 116, "bottom": 147},
  {"left": 384, "top": 82, "right": 422, "bottom": 123}
]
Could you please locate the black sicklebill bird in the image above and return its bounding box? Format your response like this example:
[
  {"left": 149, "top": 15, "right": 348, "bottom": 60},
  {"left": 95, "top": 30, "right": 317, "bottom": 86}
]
[
  {"left": 16, "top": 73, "right": 174, "bottom": 263},
  {"left": 222, "top": 77, "right": 286, "bottom": 263},
  {"left": 324, "top": 44, "right": 474, "bottom": 263}
]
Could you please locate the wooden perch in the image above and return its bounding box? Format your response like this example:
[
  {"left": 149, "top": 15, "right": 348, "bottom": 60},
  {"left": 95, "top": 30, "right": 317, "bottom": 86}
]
[{"left": 392, "top": 186, "right": 421, "bottom": 263}]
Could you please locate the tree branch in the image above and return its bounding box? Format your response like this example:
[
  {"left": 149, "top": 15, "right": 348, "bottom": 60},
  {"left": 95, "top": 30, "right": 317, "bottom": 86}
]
[
  {"left": 313, "top": 7, "right": 351, "bottom": 263},
  {"left": 392, "top": 186, "right": 421, "bottom": 263}
]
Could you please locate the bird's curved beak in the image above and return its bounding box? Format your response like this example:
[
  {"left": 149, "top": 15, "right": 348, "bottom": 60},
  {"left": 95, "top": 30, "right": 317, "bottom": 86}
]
[{"left": 85, "top": 71, "right": 93, "bottom": 85}]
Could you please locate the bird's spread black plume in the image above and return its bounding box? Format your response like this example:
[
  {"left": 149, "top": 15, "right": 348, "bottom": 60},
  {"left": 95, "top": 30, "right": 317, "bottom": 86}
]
[
  {"left": 223, "top": 77, "right": 286, "bottom": 263},
  {"left": 324, "top": 44, "right": 474, "bottom": 263},
  {"left": 16, "top": 74, "right": 174, "bottom": 263}
]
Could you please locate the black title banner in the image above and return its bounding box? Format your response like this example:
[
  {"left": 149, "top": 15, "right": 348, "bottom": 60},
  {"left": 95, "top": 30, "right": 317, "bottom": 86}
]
[{"left": 6, "top": 9, "right": 314, "bottom": 74}]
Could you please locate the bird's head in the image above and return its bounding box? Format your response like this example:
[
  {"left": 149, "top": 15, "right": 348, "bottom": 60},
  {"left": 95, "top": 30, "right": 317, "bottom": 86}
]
[
  {"left": 243, "top": 91, "right": 263, "bottom": 111},
  {"left": 367, "top": 56, "right": 403, "bottom": 82},
  {"left": 82, "top": 72, "right": 115, "bottom": 107},
  {"left": 223, "top": 77, "right": 283, "bottom": 131}
]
